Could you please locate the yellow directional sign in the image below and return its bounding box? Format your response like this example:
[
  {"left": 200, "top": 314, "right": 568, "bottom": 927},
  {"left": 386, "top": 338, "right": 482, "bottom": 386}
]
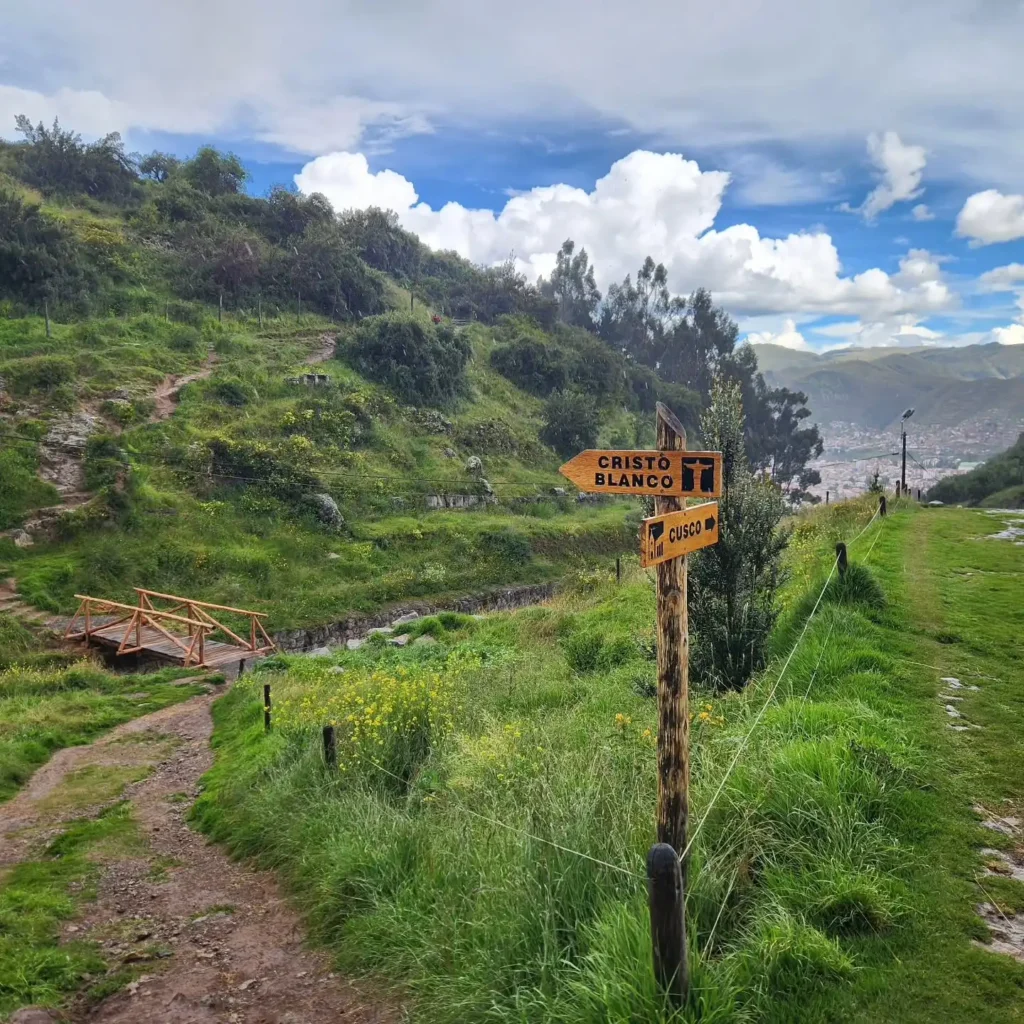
[
  {"left": 640, "top": 502, "right": 720, "bottom": 567},
  {"left": 558, "top": 450, "right": 722, "bottom": 498}
]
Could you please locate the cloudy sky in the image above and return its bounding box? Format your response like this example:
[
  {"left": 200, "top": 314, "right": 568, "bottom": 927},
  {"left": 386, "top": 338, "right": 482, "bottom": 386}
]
[{"left": 3, "top": 0, "right": 1024, "bottom": 351}]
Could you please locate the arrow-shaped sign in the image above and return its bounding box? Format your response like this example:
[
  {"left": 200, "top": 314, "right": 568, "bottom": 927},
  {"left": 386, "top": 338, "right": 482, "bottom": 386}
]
[
  {"left": 640, "top": 502, "right": 720, "bottom": 567},
  {"left": 559, "top": 450, "right": 722, "bottom": 498}
]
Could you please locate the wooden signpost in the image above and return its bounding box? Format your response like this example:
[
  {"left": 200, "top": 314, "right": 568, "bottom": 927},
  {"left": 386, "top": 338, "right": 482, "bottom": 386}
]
[{"left": 559, "top": 403, "right": 723, "bottom": 1007}]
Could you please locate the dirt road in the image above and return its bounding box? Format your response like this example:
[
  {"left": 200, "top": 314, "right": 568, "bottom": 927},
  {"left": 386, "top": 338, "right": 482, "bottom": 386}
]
[{"left": 1, "top": 685, "right": 397, "bottom": 1024}]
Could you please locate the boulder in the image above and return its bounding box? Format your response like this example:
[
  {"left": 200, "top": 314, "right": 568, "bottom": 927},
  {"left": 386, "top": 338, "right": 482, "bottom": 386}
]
[
  {"left": 465, "top": 455, "right": 484, "bottom": 475},
  {"left": 366, "top": 626, "right": 394, "bottom": 636},
  {"left": 392, "top": 612, "right": 420, "bottom": 627},
  {"left": 443, "top": 447, "right": 458, "bottom": 459},
  {"left": 551, "top": 487, "right": 567, "bottom": 497},
  {"left": 346, "top": 638, "right": 364, "bottom": 651},
  {"left": 389, "top": 634, "right": 412, "bottom": 647},
  {"left": 327, "top": 665, "right": 346, "bottom": 674},
  {"left": 308, "top": 493, "right": 344, "bottom": 529},
  {"left": 413, "top": 634, "right": 437, "bottom": 647},
  {"left": 480, "top": 479, "right": 494, "bottom": 495},
  {"left": 11, "top": 530, "right": 34, "bottom": 549},
  {"left": 306, "top": 646, "right": 333, "bottom": 657}
]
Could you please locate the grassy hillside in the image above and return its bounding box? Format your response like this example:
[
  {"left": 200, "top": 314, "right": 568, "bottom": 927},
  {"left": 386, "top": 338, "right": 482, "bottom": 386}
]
[
  {"left": 192, "top": 499, "right": 1024, "bottom": 1022},
  {"left": 928, "top": 433, "right": 1024, "bottom": 507}
]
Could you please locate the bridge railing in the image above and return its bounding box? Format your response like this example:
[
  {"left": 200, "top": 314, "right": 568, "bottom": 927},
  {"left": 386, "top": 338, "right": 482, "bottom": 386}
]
[
  {"left": 134, "top": 588, "right": 275, "bottom": 656},
  {"left": 65, "top": 595, "right": 213, "bottom": 667}
]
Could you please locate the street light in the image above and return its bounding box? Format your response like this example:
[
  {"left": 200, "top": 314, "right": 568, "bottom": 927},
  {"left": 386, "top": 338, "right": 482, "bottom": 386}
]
[{"left": 900, "top": 409, "right": 914, "bottom": 495}]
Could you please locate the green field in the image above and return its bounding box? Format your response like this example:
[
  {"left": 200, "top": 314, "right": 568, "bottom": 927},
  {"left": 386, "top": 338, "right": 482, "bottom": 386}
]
[{"left": 192, "top": 500, "right": 1024, "bottom": 1022}]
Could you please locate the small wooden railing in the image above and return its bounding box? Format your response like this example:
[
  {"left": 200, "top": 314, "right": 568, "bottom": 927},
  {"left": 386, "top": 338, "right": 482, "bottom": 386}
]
[
  {"left": 135, "top": 588, "right": 275, "bottom": 656},
  {"left": 65, "top": 595, "right": 213, "bottom": 667}
]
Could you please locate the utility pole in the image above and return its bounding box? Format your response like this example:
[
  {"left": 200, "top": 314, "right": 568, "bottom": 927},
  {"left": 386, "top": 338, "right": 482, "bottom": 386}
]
[{"left": 900, "top": 408, "right": 914, "bottom": 496}]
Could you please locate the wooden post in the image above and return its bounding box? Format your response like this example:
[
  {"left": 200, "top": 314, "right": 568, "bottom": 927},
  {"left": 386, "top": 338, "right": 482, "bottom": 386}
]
[
  {"left": 264, "top": 683, "right": 271, "bottom": 732},
  {"left": 835, "top": 542, "right": 848, "bottom": 577},
  {"left": 647, "top": 843, "right": 686, "bottom": 1004},
  {"left": 616, "top": 556, "right": 622, "bottom": 585},
  {"left": 880, "top": 494, "right": 887, "bottom": 517},
  {"left": 257, "top": 295, "right": 263, "bottom": 329},
  {"left": 44, "top": 300, "right": 51, "bottom": 338},
  {"left": 825, "top": 490, "right": 829, "bottom": 505},
  {"left": 650, "top": 401, "right": 689, "bottom": 1003},
  {"left": 323, "top": 724, "right": 337, "bottom": 769},
  {"left": 218, "top": 292, "right": 223, "bottom": 323}
]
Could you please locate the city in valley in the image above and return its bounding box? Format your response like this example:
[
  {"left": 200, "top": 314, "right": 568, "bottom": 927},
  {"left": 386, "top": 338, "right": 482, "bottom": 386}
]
[{"left": 809, "top": 416, "right": 1024, "bottom": 501}]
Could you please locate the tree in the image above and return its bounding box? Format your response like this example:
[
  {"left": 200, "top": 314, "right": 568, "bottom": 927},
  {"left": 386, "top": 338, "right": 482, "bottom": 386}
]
[
  {"left": 0, "top": 189, "right": 88, "bottom": 309},
  {"left": 13, "top": 116, "right": 137, "bottom": 201},
  {"left": 490, "top": 335, "right": 569, "bottom": 396},
  {"left": 262, "top": 186, "right": 335, "bottom": 245},
  {"left": 758, "top": 387, "right": 824, "bottom": 503},
  {"left": 138, "top": 152, "right": 180, "bottom": 182},
  {"left": 659, "top": 287, "right": 739, "bottom": 396},
  {"left": 599, "top": 256, "right": 684, "bottom": 365},
  {"left": 539, "top": 390, "right": 600, "bottom": 458},
  {"left": 181, "top": 146, "right": 247, "bottom": 196},
  {"left": 339, "top": 206, "right": 421, "bottom": 280},
  {"left": 688, "top": 378, "right": 789, "bottom": 691},
  {"left": 539, "top": 239, "right": 602, "bottom": 330}
]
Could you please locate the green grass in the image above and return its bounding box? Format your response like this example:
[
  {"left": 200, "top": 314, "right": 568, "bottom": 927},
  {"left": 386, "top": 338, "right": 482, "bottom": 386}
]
[
  {"left": 0, "top": 641, "right": 205, "bottom": 802},
  {"left": 192, "top": 499, "right": 1024, "bottom": 1022},
  {"left": 2, "top": 310, "right": 638, "bottom": 627},
  {"left": 0, "top": 802, "right": 140, "bottom": 1015}
]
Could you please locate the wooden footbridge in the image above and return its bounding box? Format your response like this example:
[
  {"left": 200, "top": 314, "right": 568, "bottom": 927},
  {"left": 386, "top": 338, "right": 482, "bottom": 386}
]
[{"left": 65, "top": 588, "right": 275, "bottom": 669}]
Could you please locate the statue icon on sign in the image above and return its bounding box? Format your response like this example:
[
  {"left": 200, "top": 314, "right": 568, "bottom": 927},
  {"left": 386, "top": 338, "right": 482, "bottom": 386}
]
[{"left": 681, "top": 457, "right": 717, "bottom": 494}]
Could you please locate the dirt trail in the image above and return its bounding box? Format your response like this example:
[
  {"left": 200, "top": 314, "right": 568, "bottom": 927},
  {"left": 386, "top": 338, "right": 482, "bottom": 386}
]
[
  {"left": 151, "top": 352, "right": 221, "bottom": 423},
  {"left": 303, "top": 333, "right": 337, "bottom": 365},
  {"left": 1, "top": 686, "right": 398, "bottom": 1024}
]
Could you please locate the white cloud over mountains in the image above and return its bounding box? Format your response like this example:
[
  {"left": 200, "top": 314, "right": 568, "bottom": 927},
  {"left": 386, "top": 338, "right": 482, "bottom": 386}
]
[{"left": 297, "top": 149, "right": 954, "bottom": 325}]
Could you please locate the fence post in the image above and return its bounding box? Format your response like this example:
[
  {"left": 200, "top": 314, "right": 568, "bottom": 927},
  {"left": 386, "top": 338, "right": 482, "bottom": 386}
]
[
  {"left": 647, "top": 843, "right": 686, "bottom": 1005},
  {"left": 835, "top": 542, "right": 848, "bottom": 577},
  {"left": 218, "top": 292, "right": 223, "bottom": 323},
  {"left": 825, "top": 490, "right": 829, "bottom": 505},
  {"left": 264, "top": 684, "right": 271, "bottom": 732},
  {"left": 323, "top": 724, "right": 337, "bottom": 769},
  {"left": 44, "top": 300, "right": 51, "bottom": 338},
  {"left": 616, "top": 556, "right": 622, "bottom": 585},
  {"left": 258, "top": 295, "right": 263, "bottom": 329},
  {"left": 879, "top": 494, "right": 887, "bottom": 517}
]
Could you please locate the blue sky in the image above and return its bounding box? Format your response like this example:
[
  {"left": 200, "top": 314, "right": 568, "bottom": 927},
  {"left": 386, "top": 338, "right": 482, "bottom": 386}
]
[{"left": 3, "top": 0, "right": 1024, "bottom": 351}]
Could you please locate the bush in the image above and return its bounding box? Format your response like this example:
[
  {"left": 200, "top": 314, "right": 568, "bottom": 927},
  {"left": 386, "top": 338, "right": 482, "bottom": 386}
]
[
  {"left": 490, "top": 335, "right": 569, "bottom": 396},
  {"left": 168, "top": 326, "right": 202, "bottom": 352},
  {"left": 349, "top": 314, "right": 472, "bottom": 408},
  {"left": 539, "top": 390, "right": 600, "bottom": 458},
  {"left": 0, "top": 355, "right": 75, "bottom": 393}
]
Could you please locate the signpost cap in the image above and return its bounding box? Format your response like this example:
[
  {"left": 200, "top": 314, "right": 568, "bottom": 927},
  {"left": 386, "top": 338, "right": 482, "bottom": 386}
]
[{"left": 655, "top": 402, "right": 688, "bottom": 442}]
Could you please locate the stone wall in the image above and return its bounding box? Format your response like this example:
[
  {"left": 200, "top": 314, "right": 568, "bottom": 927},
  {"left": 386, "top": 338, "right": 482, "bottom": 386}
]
[{"left": 272, "top": 581, "right": 556, "bottom": 653}]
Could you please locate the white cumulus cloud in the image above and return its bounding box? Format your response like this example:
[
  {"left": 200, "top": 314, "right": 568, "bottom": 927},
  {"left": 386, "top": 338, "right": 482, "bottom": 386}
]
[
  {"left": 852, "top": 132, "right": 927, "bottom": 221},
  {"left": 911, "top": 203, "right": 935, "bottom": 221},
  {"left": 977, "top": 263, "right": 1024, "bottom": 292},
  {"left": 956, "top": 189, "right": 1024, "bottom": 245},
  {"left": 298, "top": 149, "right": 955, "bottom": 323},
  {"left": 745, "top": 319, "right": 809, "bottom": 350}
]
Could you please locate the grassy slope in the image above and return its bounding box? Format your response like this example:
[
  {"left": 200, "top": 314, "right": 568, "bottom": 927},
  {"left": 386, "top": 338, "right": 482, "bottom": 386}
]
[
  {"left": 0, "top": 615, "right": 206, "bottom": 802},
  {"left": 191, "top": 498, "right": 1024, "bottom": 1022},
  {"left": 2, "top": 308, "right": 636, "bottom": 628}
]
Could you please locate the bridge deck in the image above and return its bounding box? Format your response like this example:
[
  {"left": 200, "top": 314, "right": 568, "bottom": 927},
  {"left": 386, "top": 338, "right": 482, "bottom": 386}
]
[{"left": 87, "top": 622, "right": 255, "bottom": 668}]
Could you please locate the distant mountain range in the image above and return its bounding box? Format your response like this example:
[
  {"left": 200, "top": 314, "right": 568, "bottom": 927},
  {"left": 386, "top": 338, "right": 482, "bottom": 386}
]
[{"left": 754, "top": 343, "right": 1024, "bottom": 432}]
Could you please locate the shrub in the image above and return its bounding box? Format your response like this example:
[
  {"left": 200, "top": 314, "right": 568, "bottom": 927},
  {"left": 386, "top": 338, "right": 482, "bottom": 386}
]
[
  {"left": 562, "top": 629, "right": 604, "bottom": 672},
  {"left": 539, "top": 390, "right": 600, "bottom": 458},
  {"left": 1, "top": 355, "right": 75, "bottom": 393},
  {"left": 349, "top": 314, "right": 471, "bottom": 408},
  {"left": 211, "top": 378, "right": 252, "bottom": 407},
  {"left": 167, "top": 326, "right": 202, "bottom": 352},
  {"left": 478, "top": 528, "right": 531, "bottom": 565},
  {"left": 490, "top": 335, "right": 569, "bottom": 396},
  {"left": 690, "top": 379, "right": 789, "bottom": 691}
]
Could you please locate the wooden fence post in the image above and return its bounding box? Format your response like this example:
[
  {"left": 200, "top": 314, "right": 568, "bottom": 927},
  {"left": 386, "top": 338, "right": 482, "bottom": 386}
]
[
  {"left": 218, "top": 292, "right": 223, "bottom": 323},
  {"left": 835, "top": 542, "right": 848, "bottom": 577},
  {"left": 649, "top": 400, "right": 689, "bottom": 1004},
  {"left": 44, "top": 300, "right": 51, "bottom": 338},
  {"left": 616, "top": 556, "right": 622, "bottom": 585},
  {"left": 825, "top": 490, "right": 829, "bottom": 505},
  {"left": 323, "top": 724, "right": 337, "bottom": 769},
  {"left": 258, "top": 295, "right": 263, "bottom": 329},
  {"left": 880, "top": 494, "right": 887, "bottom": 517},
  {"left": 263, "top": 683, "right": 271, "bottom": 732},
  {"left": 648, "top": 843, "right": 686, "bottom": 1004}
]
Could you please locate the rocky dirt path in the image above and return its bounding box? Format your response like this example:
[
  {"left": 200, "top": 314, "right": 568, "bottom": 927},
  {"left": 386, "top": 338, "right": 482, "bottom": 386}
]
[
  {"left": 2, "top": 686, "right": 399, "bottom": 1024},
  {"left": 303, "top": 333, "right": 337, "bottom": 366},
  {"left": 150, "top": 351, "right": 221, "bottom": 423}
]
